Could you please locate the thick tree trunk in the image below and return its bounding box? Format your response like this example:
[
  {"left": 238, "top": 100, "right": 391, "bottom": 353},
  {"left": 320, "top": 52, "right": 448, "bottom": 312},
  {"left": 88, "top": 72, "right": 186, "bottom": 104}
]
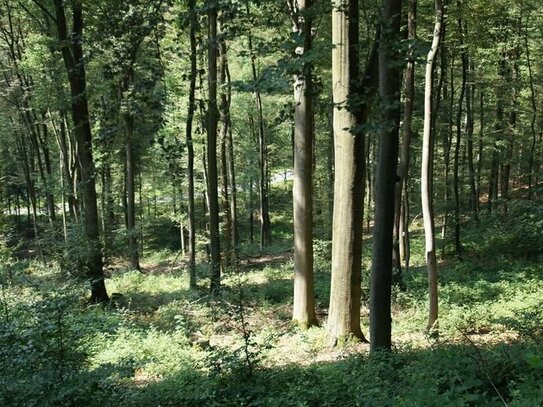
[
  {"left": 421, "top": 0, "right": 443, "bottom": 332},
  {"left": 292, "top": 0, "right": 317, "bottom": 328},
  {"left": 327, "top": 0, "right": 378, "bottom": 344},
  {"left": 370, "top": 0, "right": 403, "bottom": 352}
]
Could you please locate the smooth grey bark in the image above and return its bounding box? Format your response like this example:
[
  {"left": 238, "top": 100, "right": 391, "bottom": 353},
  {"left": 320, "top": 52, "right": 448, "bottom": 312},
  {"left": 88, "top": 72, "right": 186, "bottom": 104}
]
[
  {"left": 421, "top": 0, "right": 443, "bottom": 332},
  {"left": 327, "top": 0, "right": 378, "bottom": 344}
]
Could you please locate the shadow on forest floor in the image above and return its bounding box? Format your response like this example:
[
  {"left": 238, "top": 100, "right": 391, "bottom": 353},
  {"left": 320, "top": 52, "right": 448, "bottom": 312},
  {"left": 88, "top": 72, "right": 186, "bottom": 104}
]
[{"left": 99, "top": 337, "right": 543, "bottom": 407}]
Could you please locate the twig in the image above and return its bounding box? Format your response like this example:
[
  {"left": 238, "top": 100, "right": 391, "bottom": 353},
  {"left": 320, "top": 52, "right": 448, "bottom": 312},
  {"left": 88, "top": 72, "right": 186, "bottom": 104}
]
[{"left": 457, "top": 327, "right": 509, "bottom": 407}]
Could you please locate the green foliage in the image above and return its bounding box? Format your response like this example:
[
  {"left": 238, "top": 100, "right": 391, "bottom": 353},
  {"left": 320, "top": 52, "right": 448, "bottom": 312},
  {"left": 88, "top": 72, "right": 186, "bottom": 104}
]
[
  {"left": 484, "top": 200, "right": 543, "bottom": 259},
  {"left": 2, "top": 232, "right": 543, "bottom": 407}
]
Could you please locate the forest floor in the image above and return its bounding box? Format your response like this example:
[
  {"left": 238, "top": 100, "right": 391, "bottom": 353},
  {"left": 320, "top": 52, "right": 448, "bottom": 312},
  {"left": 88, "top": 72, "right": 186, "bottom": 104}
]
[{"left": 1, "top": 217, "right": 543, "bottom": 406}]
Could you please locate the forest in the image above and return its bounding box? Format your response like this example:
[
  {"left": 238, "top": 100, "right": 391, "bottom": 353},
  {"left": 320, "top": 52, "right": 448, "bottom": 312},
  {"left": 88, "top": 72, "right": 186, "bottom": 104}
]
[{"left": 0, "top": 0, "right": 542, "bottom": 405}]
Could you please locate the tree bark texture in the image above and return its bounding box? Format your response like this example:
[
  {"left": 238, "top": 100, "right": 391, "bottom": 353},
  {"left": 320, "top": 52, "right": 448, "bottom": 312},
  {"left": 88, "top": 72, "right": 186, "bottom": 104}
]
[
  {"left": 292, "top": 0, "right": 317, "bottom": 328},
  {"left": 369, "top": 0, "right": 403, "bottom": 352},
  {"left": 328, "top": 0, "right": 367, "bottom": 344}
]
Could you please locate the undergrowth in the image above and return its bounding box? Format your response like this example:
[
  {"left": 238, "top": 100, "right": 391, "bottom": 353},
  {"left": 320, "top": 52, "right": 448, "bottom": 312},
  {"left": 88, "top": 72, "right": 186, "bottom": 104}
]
[{"left": 1, "top": 216, "right": 543, "bottom": 406}]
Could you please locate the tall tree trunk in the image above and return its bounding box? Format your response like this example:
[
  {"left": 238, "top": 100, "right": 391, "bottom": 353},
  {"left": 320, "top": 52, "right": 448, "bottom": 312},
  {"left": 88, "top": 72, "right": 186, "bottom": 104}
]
[
  {"left": 440, "top": 46, "right": 453, "bottom": 258},
  {"left": 207, "top": 0, "right": 221, "bottom": 294},
  {"left": 370, "top": 0, "right": 403, "bottom": 352},
  {"left": 53, "top": 110, "right": 78, "bottom": 220},
  {"left": 500, "top": 48, "right": 518, "bottom": 208},
  {"left": 327, "top": 0, "right": 378, "bottom": 344},
  {"left": 186, "top": 0, "right": 198, "bottom": 289},
  {"left": 218, "top": 31, "right": 233, "bottom": 268},
  {"left": 394, "top": 0, "right": 416, "bottom": 278},
  {"left": 524, "top": 29, "right": 537, "bottom": 198},
  {"left": 27, "top": 120, "right": 55, "bottom": 230},
  {"left": 466, "top": 62, "right": 478, "bottom": 220},
  {"left": 225, "top": 64, "right": 238, "bottom": 260},
  {"left": 14, "top": 126, "right": 43, "bottom": 261},
  {"left": 53, "top": 0, "right": 108, "bottom": 302},
  {"left": 246, "top": 11, "right": 271, "bottom": 249},
  {"left": 489, "top": 55, "right": 507, "bottom": 213},
  {"left": 453, "top": 7, "right": 467, "bottom": 259},
  {"left": 291, "top": 0, "right": 317, "bottom": 328},
  {"left": 476, "top": 91, "right": 484, "bottom": 206},
  {"left": 124, "top": 108, "right": 140, "bottom": 271},
  {"left": 327, "top": 106, "right": 334, "bottom": 239},
  {"left": 421, "top": 0, "right": 443, "bottom": 332},
  {"left": 37, "top": 117, "right": 56, "bottom": 229}
]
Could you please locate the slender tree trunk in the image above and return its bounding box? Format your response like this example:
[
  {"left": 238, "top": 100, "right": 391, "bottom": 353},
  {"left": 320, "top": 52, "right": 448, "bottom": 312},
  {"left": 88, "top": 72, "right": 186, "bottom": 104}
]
[
  {"left": 500, "top": 50, "right": 518, "bottom": 208},
  {"left": 524, "top": 25, "right": 537, "bottom": 198},
  {"left": 28, "top": 122, "right": 55, "bottom": 230},
  {"left": 466, "top": 63, "right": 478, "bottom": 220},
  {"left": 54, "top": 0, "right": 108, "bottom": 302},
  {"left": 394, "top": 0, "right": 416, "bottom": 278},
  {"left": 218, "top": 31, "right": 233, "bottom": 268},
  {"left": 124, "top": 102, "right": 140, "bottom": 271},
  {"left": 37, "top": 118, "right": 57, "bottom": 229},
  {"left": 185, "top": 0, "right": 198, "bottom": 288},
  {"left": 440, "top": 41, "right": 452, "bottom": 258},
  {"left": 207, "top": 0, "right": 221, "bottom": 294},
  {"left": 489, "top": 55, "right": 507, "bottom": 213},
  {"left": 246, "top": 13, "right": 271, "bottom": 249},
  {"left": 225, "top": 65, "right": 238, "bottom": 261},
  {"left": 453, "top": 8, "right": 467, "bottom": 259},
  {"left": 476, "top": 91, "right": 484, "bottom": 206},
  {"left": 365, "top": 135, "right": 373, "bottom": 232},
  {"left": 14, "top": 128, "right": 43, "bottom": 261},
  {"left": 421, "top": 0, "right": 443, "bottom": 332},
  {"left": 292, "top": 0, "right": 317, "bottom": 328},
  {"left": 327, "top": 106, "right": 334, "bottom": 239},
  {"left": 249, "top": 176, "right": 254, "bottom": 244}
]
